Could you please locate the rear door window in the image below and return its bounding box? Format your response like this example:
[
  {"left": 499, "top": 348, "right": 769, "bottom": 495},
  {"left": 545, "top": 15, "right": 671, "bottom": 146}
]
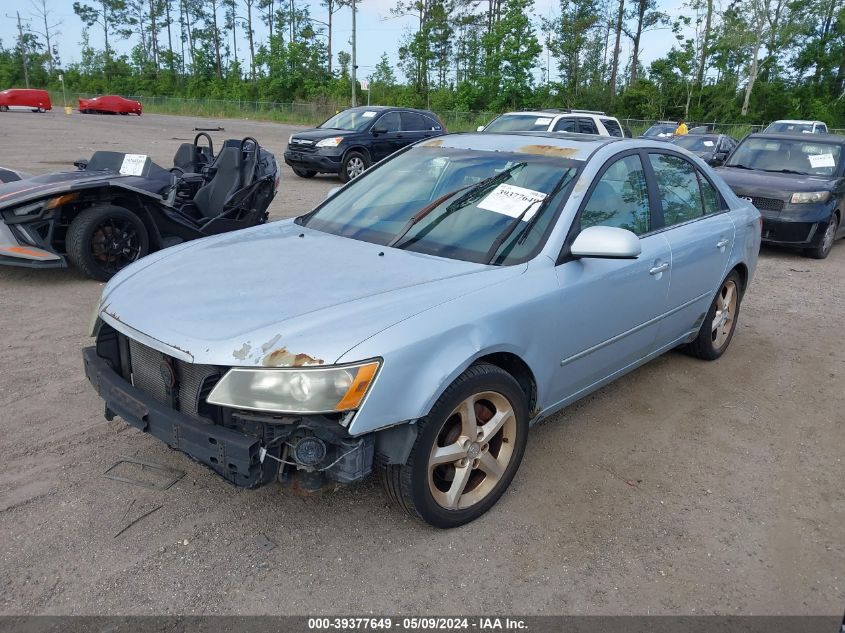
[
  {"left": 400, "top": 111, "right": 426, "bottom": 131},
  {"left": 648, "top": 153, "right": 705, "bottom": 226}
]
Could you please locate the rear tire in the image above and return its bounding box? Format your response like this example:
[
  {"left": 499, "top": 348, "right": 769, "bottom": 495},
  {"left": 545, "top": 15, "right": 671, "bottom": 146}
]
[
  {"left": 0, "top": 105, "right": 8, "bottom": 112},
  {"left": 683, "top": 270, "right": 743, "bottom": 360},
  {"left": 67, "top": 205, "right": 150, "bottom": 281},
  {"left": 339, "top": 151, "right": 369, "bottom": 183},
  {"left": 382, "top": 363, "right": 529, "bottom": 528},
  {"left": 292, "top": 167, "right": 317, "bottom": 178},
  {"left": 804, "top": 214, "right": 838, "bottom": 260}
]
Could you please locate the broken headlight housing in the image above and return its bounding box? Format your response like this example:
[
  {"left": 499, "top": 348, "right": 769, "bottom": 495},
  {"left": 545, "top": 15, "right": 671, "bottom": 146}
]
[{"left": 207, "top": 360, "right": 381, "bottom": 414}]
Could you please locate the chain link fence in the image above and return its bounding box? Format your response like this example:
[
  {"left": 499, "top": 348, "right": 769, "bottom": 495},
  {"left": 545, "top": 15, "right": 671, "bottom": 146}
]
[{"left": 53, "top": 93, "right": 837, "bottom": 136}]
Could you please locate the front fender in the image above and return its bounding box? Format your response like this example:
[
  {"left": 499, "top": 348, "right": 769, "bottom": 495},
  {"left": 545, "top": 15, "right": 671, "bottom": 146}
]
[{"left": 339, "top": 261, "right": 561, "bottom": 436}]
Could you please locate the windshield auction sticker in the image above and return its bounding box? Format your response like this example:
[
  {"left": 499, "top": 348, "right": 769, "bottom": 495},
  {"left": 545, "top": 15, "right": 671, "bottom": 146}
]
[
  {"left": 807, "top": 153, "right": 835, "bottom": 169},
  {"left": 362, "top": 111, "right": 377, "bottom": 118},
  {"left": 478, "top": 183, "right": 547, "bottom": 220},
  {"left": 119, "top": 154, "right": 148, "bottom": 176}
]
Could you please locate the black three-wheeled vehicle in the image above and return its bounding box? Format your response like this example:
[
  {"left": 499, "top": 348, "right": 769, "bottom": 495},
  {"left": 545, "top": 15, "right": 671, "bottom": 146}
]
[{"left": 0, "top": 134, "right": 279, "bottom": 280}]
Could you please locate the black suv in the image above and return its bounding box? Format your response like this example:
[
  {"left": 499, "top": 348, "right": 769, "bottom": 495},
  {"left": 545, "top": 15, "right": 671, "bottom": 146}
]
[
  {"left": 284, "top": 106, "right": 447, "bottom": 182},
  {"left": 717, "top": 133, "right": 845, "bottom": 259}
]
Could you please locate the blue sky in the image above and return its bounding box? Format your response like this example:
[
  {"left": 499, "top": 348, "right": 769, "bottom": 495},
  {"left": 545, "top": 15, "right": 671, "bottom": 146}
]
[{"left": 1, "top": 0, "right": 691, "bottom": 84}]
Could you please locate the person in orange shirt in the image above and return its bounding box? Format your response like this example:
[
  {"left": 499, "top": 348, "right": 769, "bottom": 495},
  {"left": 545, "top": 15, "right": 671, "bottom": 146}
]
[{"left": 675, "top": 119, "right": 689, "bottom": 135}]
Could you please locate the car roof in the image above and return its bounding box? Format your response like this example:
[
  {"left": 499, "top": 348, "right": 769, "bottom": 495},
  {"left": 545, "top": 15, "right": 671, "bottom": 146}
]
[
  {"left": 746, "top": 132, "right": 845, "bottom": 144},
  {"left": 768, "top": 119, "right": 824, "bottom": 125},
  {"left": 346, "top": 105, "right": 435, "bottom": 114},
  {"left": 417, "top": 131, "right": 641, "bottom": 161},
  {"left": 497, "top": 111, "right": 616, "bottom": 119}
]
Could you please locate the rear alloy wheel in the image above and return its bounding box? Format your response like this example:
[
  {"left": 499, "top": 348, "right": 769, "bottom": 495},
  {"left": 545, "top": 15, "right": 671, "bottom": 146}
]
[
  {"left": 684, "top": 270, "right": 742, "bottom": 360},
  {"left": 339, "top": 151, "right": 368, "bottom": 183},
  {"left": 67, "top": 205, "right": 149, "bottom": 281},
  {"left": 382, "top": 363, "right": 529, "bottom": 528},
  {"left": 292, "top": 167, "right": 317, "bottom": 178},
  {"left": 804, "top": 214, "right": 838, "bottom": 259}
]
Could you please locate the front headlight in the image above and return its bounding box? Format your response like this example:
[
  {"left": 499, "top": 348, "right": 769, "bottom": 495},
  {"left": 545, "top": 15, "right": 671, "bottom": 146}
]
[
  {"left": 790, "top": 191, "right": 831, "bottom": 204},
  {"left": 315, "top": 137, "right": 344, "bottom": 148},
  {"left": 206, "top": 360, "right": 381, "bottom": 414}
]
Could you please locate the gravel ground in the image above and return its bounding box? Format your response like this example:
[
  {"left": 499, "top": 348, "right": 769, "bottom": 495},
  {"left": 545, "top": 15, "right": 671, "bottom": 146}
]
[{"left": 0, "top": 110, "right": 842, "bottom": 616}]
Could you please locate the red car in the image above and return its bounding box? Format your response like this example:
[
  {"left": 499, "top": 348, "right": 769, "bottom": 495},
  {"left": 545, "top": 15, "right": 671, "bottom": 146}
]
[
  {"left": 0, "top": 88, "right": 51, "bottom": 112},
  {"left": 78, "top": 95, "right": 142, "bottom": 116}
]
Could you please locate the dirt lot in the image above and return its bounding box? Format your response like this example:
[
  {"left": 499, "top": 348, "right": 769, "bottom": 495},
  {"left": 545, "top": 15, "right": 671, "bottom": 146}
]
[{"left": 0, "top": 110, "right": 842, "bottom": 616}]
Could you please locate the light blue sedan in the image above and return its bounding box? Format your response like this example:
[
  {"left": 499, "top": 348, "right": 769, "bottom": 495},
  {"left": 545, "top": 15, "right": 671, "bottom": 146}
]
[{"left": 84, "top": 132, "right": 761, "bottom": 528}]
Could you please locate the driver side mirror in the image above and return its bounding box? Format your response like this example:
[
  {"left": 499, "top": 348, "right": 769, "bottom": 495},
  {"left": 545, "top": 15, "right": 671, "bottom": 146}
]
[
  {"left": 371, "top": 126, "right": 387, "bottom": 135},
  {"left": 476, "top": 125, "right": 485, "bottom": 132},
  {"left": 73, "top": 158, "right": 88, "bottom": 171},
  {"left": 571, "top": 226, "right": 641, "bottom": 259}
]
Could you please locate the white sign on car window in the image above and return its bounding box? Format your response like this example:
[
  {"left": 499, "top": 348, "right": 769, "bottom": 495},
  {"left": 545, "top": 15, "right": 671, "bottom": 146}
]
[
  {"left": 703, "top": 140, "right": 714, "bottom": 147},
  {"left": 119, "top": 154, "right": 147, "bottom": 176},
  {"left": 362, "top": 111, "right": 377, "bottom": 118},
  {"left": 535, "top": 117, "right": 553, "bottom": 126},
  {"left": 808, "top": 153, "right": 835, "bottom": 169},
  {"left": 478, "top": 184, "right": 547, "bottom": 221}
]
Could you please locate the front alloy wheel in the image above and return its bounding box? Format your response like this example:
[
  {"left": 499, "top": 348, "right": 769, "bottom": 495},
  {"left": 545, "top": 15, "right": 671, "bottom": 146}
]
[
  {"left": 382, "top": 363, "right": 529, "bottom": 528},
  {"left": 339, "top": 151, "right": 368, "bottom": 183},
  {"left": 805, "top": 214, "right": 838, "bottom": 259}
]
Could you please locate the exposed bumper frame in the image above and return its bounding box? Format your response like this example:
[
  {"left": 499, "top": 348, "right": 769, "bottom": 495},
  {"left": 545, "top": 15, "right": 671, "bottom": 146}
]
[{"left": 82, "top": 347, "right": 270, "bottom": 487}]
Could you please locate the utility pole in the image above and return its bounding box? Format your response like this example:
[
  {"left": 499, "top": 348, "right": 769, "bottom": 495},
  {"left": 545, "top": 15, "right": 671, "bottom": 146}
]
[
  {"left": 351, "top": 0, "right": 357, "bottom": 106},
  {"left": 6, "top": 11, "right": 31, "bottom": 88}
]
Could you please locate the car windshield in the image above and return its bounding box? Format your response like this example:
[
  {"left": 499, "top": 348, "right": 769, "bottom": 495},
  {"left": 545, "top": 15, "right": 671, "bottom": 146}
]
[
  {"left": 484, "top": 114, "right": 554, "bottom": 133},
  {"left": 765, "top": 122, "right": 813, "bottom": 134},
  {"left": 643, "top": 125, "right": 675, "bottom": 137},
  {"left": 297, "top": 145, "right": 580, "bottom": 265},
  {"left": 671, "top": 136, "right": 718, "bottom": 151},
  {"left": 319, "top": 109, "right": 379, "bottom": 131},
  {"left": 726, "top": 137, "right": 841, "bottom": 176}
]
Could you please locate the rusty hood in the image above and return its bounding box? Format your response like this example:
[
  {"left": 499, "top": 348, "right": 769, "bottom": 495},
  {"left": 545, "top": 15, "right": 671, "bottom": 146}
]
[{"left": 98, "top": 219, "right": 522, "bottom": 366}]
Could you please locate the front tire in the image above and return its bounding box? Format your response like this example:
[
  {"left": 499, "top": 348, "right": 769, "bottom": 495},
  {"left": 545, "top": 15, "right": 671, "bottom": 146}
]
[
  {"left": 804, "top": 214, "right": 838, "bottom": 259},
  {"left": 292, "top": 167, "right": 317, "bottom": 178},
  {"left": 382, "top": 363, "right": 529, "bottom": 528},
  {"left": 339, "top": 151, "right": 369, "bottom": 183},
  {"left": 683, "top": 270, "right": 743, "bottom": 360},
  {"left": 67, "top": 205, "right": 150, "bottom": 281}
]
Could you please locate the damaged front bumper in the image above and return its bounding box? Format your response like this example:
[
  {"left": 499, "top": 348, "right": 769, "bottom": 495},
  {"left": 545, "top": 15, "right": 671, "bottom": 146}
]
[{"left": 82, "top": 346, "right": 375, "bottom": 489}]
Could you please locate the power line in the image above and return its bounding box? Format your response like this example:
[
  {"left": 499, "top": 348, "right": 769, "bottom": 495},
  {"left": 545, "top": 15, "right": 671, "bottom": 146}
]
[{"left": 5, "top": 11, "right": 32, "bottom": 88}]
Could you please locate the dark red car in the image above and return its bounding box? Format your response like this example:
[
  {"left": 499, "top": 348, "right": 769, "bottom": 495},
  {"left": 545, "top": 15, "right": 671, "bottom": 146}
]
[{"left": 78, "top": 95, "right": 142, "bottom": 116}]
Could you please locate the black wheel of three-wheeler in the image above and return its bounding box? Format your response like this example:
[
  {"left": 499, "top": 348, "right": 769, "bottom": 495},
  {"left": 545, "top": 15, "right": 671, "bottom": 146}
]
[
  {"left": 382, "top": 362, "right": 529, "bottom": 528},
  {"left": 67, "top": 205, "right": 150, "bottom": 281}
]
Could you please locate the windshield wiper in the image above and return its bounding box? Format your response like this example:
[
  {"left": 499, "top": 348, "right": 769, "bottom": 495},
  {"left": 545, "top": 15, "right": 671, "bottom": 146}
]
[
  {"left": 763, "top": 168, "right": 807, "bottom": 175},
  {"left": 484, "top": 171, "right": 577, "bottom": 264},
  {"left": 727, "top": 163, "right": 752, "bottom": 170},
  {"left": 387, "top": 162, "right": 527, "bottom": 249}
]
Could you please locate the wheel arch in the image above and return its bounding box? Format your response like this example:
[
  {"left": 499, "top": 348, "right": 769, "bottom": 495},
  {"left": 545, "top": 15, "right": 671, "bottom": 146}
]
[
  {"left": 731, "top": 261, "right": 749, "bottom": 294},
  {"left": 342, "top": 145, "right": 372, "bottom": 164}
]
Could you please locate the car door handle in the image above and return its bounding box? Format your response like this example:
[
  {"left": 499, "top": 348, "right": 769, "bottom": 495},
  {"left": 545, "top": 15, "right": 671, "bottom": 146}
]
[
  {"left": 649, "top": 262, "right": 669, "bottom": 275},
  {"left": 716, "top": 238, "right": 730, "bottom": 249}
]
